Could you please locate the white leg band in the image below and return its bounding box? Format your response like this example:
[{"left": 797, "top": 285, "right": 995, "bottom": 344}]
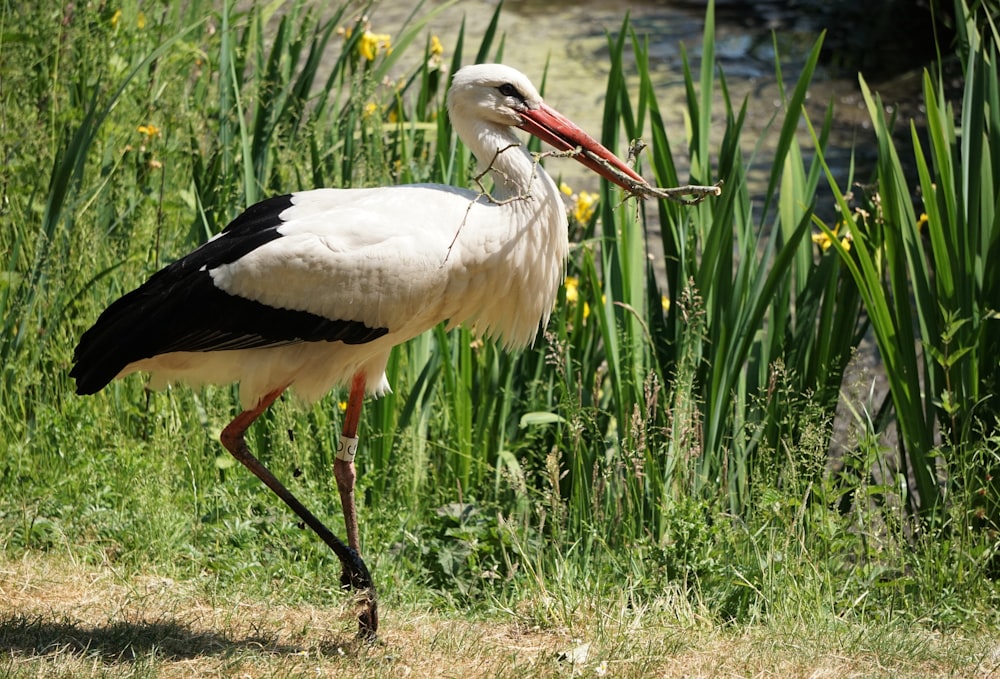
[{"left": 336, "top": 435, "right": 359, "bottom": 462}]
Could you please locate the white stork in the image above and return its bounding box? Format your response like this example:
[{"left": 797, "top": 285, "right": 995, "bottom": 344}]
[{"left": 71, "top": 63, "right": 650, "bottom": 636}]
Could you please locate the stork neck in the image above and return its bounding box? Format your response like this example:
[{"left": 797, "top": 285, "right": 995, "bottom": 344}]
[
  {"left": 470, "top": 123, "right": 553, "bottom": 201},
  {"left": 446, "top": 121, "right": 569, "bottom": 352}
]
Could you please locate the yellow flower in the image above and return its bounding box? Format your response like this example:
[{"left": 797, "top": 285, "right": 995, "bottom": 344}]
[
  {"left": 812, "top": 220, "right": 852, "bottom": 252},
  {"left": 561, "top": 183, "right": 599, "bottom": 223},
  {"left": 563, "top": 276, "right": 590, "bottom": 319},
  {"left": 363, "top": 102, "right": 380, "bottom": 118},
  {"left": 430, "top": 35, "right": 444, "bottom": 57},
  {"left": 137, "top": 124, "right": 160, "bottom": 138},
  {"left": 338, "top": 400, "right": 348, "bottom": 413},
  {"left": 811, "top": 231, "right": 834, "bottom": 251},
  {"left": 564, "top": 276, "right": 580, "bottom": 303},
  {"left": 111, "top": 8, "right": 146, "bottom": 29},
  {"left": 358, "top": 30, "right": 392, "bottom": 61},
  {"left": 573, "top": 191, "right": 598, "bottom": 224},
  {"left": 812, "top": 231, "right": 852, "bottom": 251},
  {"left": 917, "top": 212, "right": 929, "bottom": 232},
  {"left": 661, "top": 295, "right": 670, "bottom": 313}
]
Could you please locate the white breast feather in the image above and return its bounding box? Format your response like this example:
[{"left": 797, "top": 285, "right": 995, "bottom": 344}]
[{"left": 133, "top": 172, "right": 568, "bottom": 408}]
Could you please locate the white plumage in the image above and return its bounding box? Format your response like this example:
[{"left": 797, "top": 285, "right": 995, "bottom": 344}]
[
  {"left": 127, "top": 175, "right": 567, "bottom": 409},
  {"left": 71, "top": 63, "right": 647, "bottom": 637}
]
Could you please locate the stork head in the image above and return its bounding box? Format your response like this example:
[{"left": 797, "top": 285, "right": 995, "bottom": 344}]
[
  {"left": 447, "top": 64, "right": 648, "bottom": 192},
  {"left": 448, "top": 64, "right": 544, "bottom": 129}
]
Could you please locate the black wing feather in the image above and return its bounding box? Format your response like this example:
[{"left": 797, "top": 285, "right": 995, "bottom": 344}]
[{"left": 71, "top": 194, "right": 388, "bottom": 395}]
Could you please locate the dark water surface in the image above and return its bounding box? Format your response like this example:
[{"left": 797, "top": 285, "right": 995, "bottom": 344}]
[{"left": 363, "top": 0, "right": 930, "bottom": 200}]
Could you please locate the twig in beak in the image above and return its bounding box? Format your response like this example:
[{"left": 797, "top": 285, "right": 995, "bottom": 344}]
[{"left": 538, "top": 146, "right": 724, "bottom": 206}]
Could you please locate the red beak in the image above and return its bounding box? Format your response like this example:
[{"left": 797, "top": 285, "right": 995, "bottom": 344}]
[{"left": 517, "top": 102, "right": 647, "bottom": 192}]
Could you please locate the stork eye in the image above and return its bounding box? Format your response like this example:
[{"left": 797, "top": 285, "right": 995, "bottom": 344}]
[{"left": 497, "top": 83, "right": 520, "bottom": 98}]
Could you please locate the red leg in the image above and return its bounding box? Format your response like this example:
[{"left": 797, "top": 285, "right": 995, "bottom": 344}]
[
  {"left": 335, "top": 372, "right": 366, "bottom": 554},
  {"left": 221, "top": 386, "right": 377, "bottom": 638},
  {"left": 221, "top": 387, "right": 286, "bottom": 451}
]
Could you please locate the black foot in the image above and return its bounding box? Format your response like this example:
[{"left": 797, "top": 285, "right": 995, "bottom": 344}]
[
  {"left": 340, "top": 548, "right": 378, "bottom": 638},
  {"left": 358, "top": 597, "right": 379, "bottom": 640}
]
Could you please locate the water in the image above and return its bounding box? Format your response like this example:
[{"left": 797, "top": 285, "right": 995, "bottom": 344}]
[{"left": 359, "top": 0, "right": 926, "bottom": 199}]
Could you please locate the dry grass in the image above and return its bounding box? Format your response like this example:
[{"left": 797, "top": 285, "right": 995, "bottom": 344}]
[{"left": 1, "top": 553, "right": 998, "bottom": 678}]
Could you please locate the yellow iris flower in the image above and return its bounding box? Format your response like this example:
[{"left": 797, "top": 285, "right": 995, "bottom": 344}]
[
  {"left": 812, "top": 221, "right": 852, "bottom": 252},
  {"left": 358, "top": 30, "right": 392, "bottom": 61},
  {"left": 559, "top": 183, "right": 599, "bottom": 224},
  {"left": 563, "top": 276, "right": 591, "bottom": 319},
  {"left": 573, "top": 191, "right": 598, "bottom": 224}
]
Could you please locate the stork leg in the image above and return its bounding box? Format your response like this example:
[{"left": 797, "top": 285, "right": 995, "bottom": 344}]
[
  {"left": 334, "top": 372, "right": 366, "bottom": 556},
  {"left": 220, "top": 386, "right": 378, "bottom": 638}
]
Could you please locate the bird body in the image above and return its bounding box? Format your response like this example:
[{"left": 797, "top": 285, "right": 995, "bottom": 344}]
[
  {"left": 74, "top": 177, "right": 567, "bottom": 408},
  {"left": 74, "top": 68, "right": 572, "bottom": 408},
  {"left": 80, "top": 183, "right": 563, "bottom": 408},
  {"left": 71, "top": 63, "right": 649, "bottom": 637}
]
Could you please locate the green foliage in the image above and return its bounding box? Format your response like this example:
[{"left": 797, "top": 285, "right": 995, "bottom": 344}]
[
  {"left": 810, "top": 0, "right": 1000, "bottom": 521},
  {"left": 1, "top": 0, "right": 998, "bottom": 635}
]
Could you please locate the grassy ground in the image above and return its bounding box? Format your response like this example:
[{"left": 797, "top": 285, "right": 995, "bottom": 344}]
[
  {"left": 3, "top": 553, "right": 997, "bottom": 678},
  {"left": 3, "top": 0, "right": 1000, "bottom": 676}
]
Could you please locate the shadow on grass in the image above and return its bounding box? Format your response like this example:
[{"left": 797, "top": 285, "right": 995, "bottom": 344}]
[{"left": 0, "top": 612, "right": 358, "bottom": 663}]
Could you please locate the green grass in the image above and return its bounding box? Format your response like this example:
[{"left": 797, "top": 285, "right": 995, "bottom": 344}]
[
  {"left": 1, "top": 0, "right": 999, "bottom": 675},
  {"left": 1, "top": 553, "right": 996, "bottom": 678}
]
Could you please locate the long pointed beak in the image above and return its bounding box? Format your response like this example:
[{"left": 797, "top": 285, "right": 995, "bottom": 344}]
[{"left": 517, "top": 102, "right": 648, "bottom": 192}]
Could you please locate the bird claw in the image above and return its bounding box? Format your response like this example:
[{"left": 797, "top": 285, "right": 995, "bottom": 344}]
[
  {"left": 357, "top": 596, "right": 379, "bottom": 640},
  {"left": 340, "top": 557, "right": 379, "bottom": 638}
]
